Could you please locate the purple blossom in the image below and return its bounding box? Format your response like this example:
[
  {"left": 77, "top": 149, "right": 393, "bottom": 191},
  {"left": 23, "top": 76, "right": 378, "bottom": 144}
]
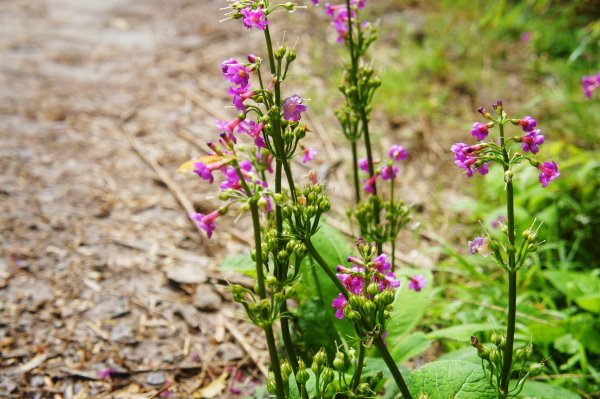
[
  {"left": 380, "top": 164, "right": 398, "bottom": 180},
  {"left": 302, "top": 146, "right": 317, "bottom": 163},
  {"left": 582, "top": 73, "right": 600, "bottom": 98},
  {"left": 359, "top": 157, "right": 370, "bottom": 173},
  {"left": 336, "top": 265, "right": 365, "bottom": 294},
  {"left": 520, "top": 129, "right": 544, "bottom": 154},
  {"left": 408, "top": 275, "right": 427, "bottom": 292},
  {"left": 389, "top": 144, "right": 408, "bottom": 161},
  {"left": 216, "top": 118, "right": 242, "bottom": 134},
  {"left": 518, "top": 116, "right": 537, "bottom": 132},
  {"left": 377, "top": 272, "right": 401, "bottom": 291},
  {"left": 190, "top": 210, "right": 222, "bottom": 238},
  {"left": 221, "top": 59, "right": 250, "bottom": 87},
  {"left": 468, "top": 237, "right": 491, "bottom": 257},
  {"left": 491, "top": 215, "right": 506, "bottom": 229},
  {"left": 194, "top": 156, "right": 229, "bottom": 184},
  {"left": 538, "top": 161, "right": 559, "bottom": 188},
  {"left": 471, "top": 122, "right": 489, "bottom": 141},
  {"left": 282, "top": 95, "right": 307, "bottom": 121},
  {"left": 220, "top": 160, "right": 252, "bottom": 191},
  {"left": 521, "top": 32, "right": 532, "bottom": 43},
  {"left": 237, "top": 120, "right": 265, "bottom": 148},
  {"left": 97, "top": 367, "right": 117, "bottom": 380},
  {"left": 228, "top": 86, "right": 254, "bottom": 112},
  {"left": 241, "top": 6, "right": 269, "bottom": 30},
  {"left": 332, "top": 293, "right": 348, "bottom": 319},
  {"left": 451, "top": 143, "right": 489, "bottom": 178},
  {"left": 373, "top": 254, "right": 391, "bottom": 274}
]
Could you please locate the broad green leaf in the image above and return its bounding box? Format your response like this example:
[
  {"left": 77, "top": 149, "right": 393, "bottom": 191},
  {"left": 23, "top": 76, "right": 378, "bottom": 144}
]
[
  {"left": 408, "top": 360, "right": 496, "bottom": 399},
  {"left": 390, "top": 332, "right": 432, "bottom": 364},
  {"left": 219, "top": 255, "right": 255, "bottom": 277},
  {"left": 575, "top": 292, "right": 600, "bottom": 313},
  {"left": 296, "top": 298, "right": 340, "bottom": 359},
  {"left": 437, "top": 347, "right": 480, "bottom": 364},
  {"left": 426, "top": 323, "right": 495, "bottom": 341},
  {"left": 387, "top": 268, "right": 433, "bottom": 338},
  {"left": 518, "top": 380, "right": 580, "bottom": 399},
  {"left": 288, "top": 369, "right": 317, "bottom": 399},
  {"left": 543, "top": 270, "right": 600, "bottom": 300}
]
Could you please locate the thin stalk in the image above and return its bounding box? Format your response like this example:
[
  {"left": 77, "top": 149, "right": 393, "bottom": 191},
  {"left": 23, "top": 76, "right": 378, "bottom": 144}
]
[
  {"left": 498, "top": 121, "right": 517, "bottom": 397},
  {"left": 390, "top": 176, "right": 396, "bottom": 272},
  {"left": 351, "top": 140, "right": 361, "bottom": 204},
  {"left": 250, "top": 202, "right": 286, "bottom": 399},
  {"left": 351, "top": 341, "right": 366, "bottom": 392},
  {"left": 373, "top": 338, "right": 412, "bottom": 399}
]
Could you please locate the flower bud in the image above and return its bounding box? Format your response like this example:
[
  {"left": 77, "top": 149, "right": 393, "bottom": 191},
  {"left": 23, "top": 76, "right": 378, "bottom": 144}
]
[
  {"left": 504, "top": 170, "right": 513, "bottom": 183},
  {"left": 321, "top": 367, "right": 334, "bottom": 384},
  {"left": 367, "top": 282, "right": 380, "bottom": 297},
  {"left": 296, "top": 368, "right": 310, "bottom": 384},
  {"left": 281, "top": 361, "right": 293, "bottom": 383},
  {"left": 283, "top": 2, "right": 297, "bottom": 11},
  {"left": 363, "top": 300, "right": 376, "bottom": 315},
  {"left": 347, "top": 310, "right": 361, "bottom": 323},
  {"left": 357, "top": 383, "right": 371, "bottom": 395},
  {"left": 333, "top": 352, "right": 345, "bottom": 371},
  {"left": 528, "top": 362, "right": 544, "bottom": 376},
  {"left": 286, "top": 49, "right": 296, "bottom": 63},
  {"left": 527, "top": 243, "right": 538, "bottom": 253},
  {"left": 277, "top": 249, "right": 289, "bottom": 263},
  {"left": 489, "top": 349, "right": 501, "bottom": 363},
  {"left": 274, "top": 45, "right": 286, "bottom": 60},
  {"left": 266, "top": 378, "right": 277, "bottom": 394}
]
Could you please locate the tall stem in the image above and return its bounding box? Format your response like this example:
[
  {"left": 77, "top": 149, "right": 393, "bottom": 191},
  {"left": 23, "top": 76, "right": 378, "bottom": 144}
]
[
  {"left": 390, "top": 177, "right": 396, "bottom": 272},
  {"left": 250, "top": 202, "right": 286, "bottom": 399},
  {"left": 498, "top": 122, "right": 517, "bottom": 397},
  {"left": 351, "top": 140, "right": 361, "bottom": 204},
  {"left": 374, "top": 338, "right": 413, "bottom": 399},
  {"left": 351, "top": 341, "right": 366, "bottom": 392}
]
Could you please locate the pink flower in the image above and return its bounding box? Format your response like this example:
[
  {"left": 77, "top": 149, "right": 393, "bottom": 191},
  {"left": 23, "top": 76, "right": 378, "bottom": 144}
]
[
  {"left": 389, "top": 144, "right": 408, "bottom": 161},
  {"left": 373, "top": 254, "right": 391, "bottom": 274},
  {"left": 190, "top": 210, "right": 222, "bottom": 238},
  {"left": 451, "top": 143, "right": 489, "bottom": 178},
  {"left": 237, "top": 120, "right": 265, "bottom": 148},
  {"left": 363, "top": 173, "right": 378, "bottom": 193},
  {"left": 538, "top": 161, "right": 559, "bottom": 188},
  {"left": 582, "top": 72, "right": 600, "bottom": 98},
  {"left": 471, "top": 122, "right": 489, "bottom": 141},
  {"left": 282, "top": 95, "right": 307, "bottom": 121},
  {"left": 228, "top": 86, "right": 254, "bottom": 112},
  {"left": 216, "top": 118, "right": 242, "bottom": 134},
  {"left": 491, "top": 215, "right": 506, "bottom": 229},
  {"left": 358, "top": 157, "right": 370, "bottom": 172},
  {"left": 518, "top": 116, "right": 537, "bottom": 132},
  {"left": 332, "top": 293, "right": 348, "bottom": 319},
  {"left": 520, "top": 129, "right": 544, "bottom": 154},
  {"left": 302, "top": 146, "right": 317, "bottom": 163},
  {"left": 241, "top": 6, "right": 269, "bottom": 30},
  {"left": 380, "top": 164, "right": 398, "bottom": 180},
  {"left": 194, "top": 156, "right": 229, "bottom": 184},
  {"left": 408, "top": 275, "right": 426, "bottom": 292},
  {"left": 221, "top": 59, "right": 250, "bottom": 87},
  {"left": 468, "top": 237, "right": 492, "bottom": 257},
  {"left": 97, "top": 367, "right": 117, "bottom": 379}
]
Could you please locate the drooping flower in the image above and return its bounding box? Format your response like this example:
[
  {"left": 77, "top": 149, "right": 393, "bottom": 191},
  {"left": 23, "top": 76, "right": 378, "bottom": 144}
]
[
  {"left": 332, "top": 293, "right": 348, "bottom": 319},
  {"left": 518, "top": 116, "right": 537, "bottom": 132},
  {"left": 468, "top": 236, "right": 492, "bottom": 257},
  {"left": 389, "top": 144, "right": 408, "bottom": 161},
  {"left": 582, "top": 73, "right": 600, "bottom": 98},
  {"left": 380, "top": 164, "right": 398, "bottom": 181},
  {"left": 302, "top": 146, "right": 317, "bottom": 163},
  {"left": 216, "top": 118, "right": 242, "bottom": 134},
  {"left": 408, "top": 275, "right": 427, "bottom": 292},
  {"left": 282, "top": 95, "right": 307, "bottom": 121},
  {"left": 363, "top": 173, "right": 378, "bottom": 193},
  {"left": 451, "top": 143, "right": 489, "bottom": 178},
  {"left": 228, "top": 85, "right": 254, "bottom": 112},
  {"left": 537, "top": 161, "right": 559, "bottom": 188},
  {"left": 520, "top": 129, "right": 544, "bottom": 154},
  {"left": 359, "top": 157, "right": 370, "bottom": 173},
  {"left": 193, "top": 155, "right": 230, "bottom": 184},
  {"left": 241, "top": 6, "right": 269, "bottom": 31},
  {"left": 190, "top": 210, "right": 222, "bottom": 238},
  {"left": 471, "top": 122, "right": 489, "bottom": 141}
]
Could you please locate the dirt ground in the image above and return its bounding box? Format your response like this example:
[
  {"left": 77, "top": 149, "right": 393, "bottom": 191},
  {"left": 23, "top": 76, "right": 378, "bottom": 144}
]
[{"left": 0, "top": 1, "right": 442, "bottom": 398}]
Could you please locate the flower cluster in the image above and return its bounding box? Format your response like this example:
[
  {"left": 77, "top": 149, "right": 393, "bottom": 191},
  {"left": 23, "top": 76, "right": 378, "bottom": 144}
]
[
  {"left": 582, "top": 72, "right": 600, "bottom": 98},
  {"left": 452, "top": 101, "right": 559, "bottom": 188},
  {"left": 359, "top": 144, "right": 408, "bottom": 193},
  {"left": 331, "top": 240, "right": 425, "bottom": 321},
  {"left": 313, "top": 0, "right": 367, "bottom": 42}
]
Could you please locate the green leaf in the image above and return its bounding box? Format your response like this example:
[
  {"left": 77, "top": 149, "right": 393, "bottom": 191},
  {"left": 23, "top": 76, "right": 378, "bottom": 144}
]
[
  {"left": 518, "top": 380, "right": 580, "bottom": 399},
  {"left": 408, "top": 360, "right": 496, "bottom": 399},
  {"left": 543, "top": 270, "right": 600, "bottom": 300},
  {"left": 219, "top": 254, "right": 255, "bottom": 277},
  {"left": 437, "top": 347, "right": 480, "bottom": 364},
  {"left": 296, "top": 298, "right": 339, "bottom": 359},
  {"left": 387, "top": 268, "right": 433, "bottom": 338},
  {"left": 426, "top": 323, "right": 495, "bottom": 341},
  {"left": 575, "top": 292, "right": 600, "bottom": 313},
  {"left": 390, "top": 332, "right": 432, "bottom": 364}
]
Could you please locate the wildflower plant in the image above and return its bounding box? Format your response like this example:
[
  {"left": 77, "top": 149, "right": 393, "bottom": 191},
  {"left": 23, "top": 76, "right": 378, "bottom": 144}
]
[{"left": 453, "top": 100, "right": 559, "bottom": 398}]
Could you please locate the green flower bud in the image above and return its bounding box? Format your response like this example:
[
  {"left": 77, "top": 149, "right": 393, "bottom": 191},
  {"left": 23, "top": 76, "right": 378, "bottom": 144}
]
[
  {"left": 363, "top": 300, "right": 376, "bottom": 315},
  {"left": 274, "top": 45, "right": 286, "bottom": 60},
  {"left": 283, "top": 2, "right": 297, "bottom": 12},
  {"left": 348, "top": 295, "right": 362, "bottom": 309},
  {"left": 277, "top": 249, "right": 289, "bottom": 263},
  {"left": 367, "top": 282, "right": 380, "bottom": 297},
  {"left": 321, "top": 367, "right": 334, "bottom": 384},
  {"left": 265, "top": 275, "right": 278, "bottom": 289},
  {"left": 347, "top": 310, "right": 361, "bottom": 323},
  {"left": 357, "top": 382, "right": 371, "bottom": 395},
  {"left": 528, "top": 362, "right": 544, "bottom": 376},
  {"left": 489, "top": 349, "right": 501, "bottom": 363},
  {"left": 281, "top": 361, "right": 293, "bottom": 383},
  {"left": 333, "top": 352, "right": 345, "bottom": 371},
  {"left": 266, "top": 378, "right": 277, "bottom": 394},
  {"left": 527, "top": 243, "right": 538, "bottom": 253}
]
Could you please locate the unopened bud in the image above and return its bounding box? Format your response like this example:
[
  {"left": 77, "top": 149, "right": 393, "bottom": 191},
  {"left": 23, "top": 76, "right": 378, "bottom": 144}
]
[
  {"left": 367, "top": 282, "right": 380, "bottom": 296},
  {"left": 333, "top": 352, "right": 345, "bottom": 370},
  {"left": 528, "top": 363, "right": 544, "bottom": 376},
  {"left": 274, "top": 45, "right": 286, "bottom": 60},
  {"left": 321, "top": 367, "right": 334, "bottom": 384}
]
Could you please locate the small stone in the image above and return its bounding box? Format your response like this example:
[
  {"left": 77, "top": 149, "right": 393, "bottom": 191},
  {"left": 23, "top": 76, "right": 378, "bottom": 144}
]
[
  {"left": 146, "top": 371, "right": 165, "bottom": 386},
  {"left": 110, "top": 320, "right": 136, "bottom": 344},
  {"left": 166, "top": 263, "right": 207, "bottom": 285},
  {"left": 193, "top": 284, "right": 222, "bottom": 311}
]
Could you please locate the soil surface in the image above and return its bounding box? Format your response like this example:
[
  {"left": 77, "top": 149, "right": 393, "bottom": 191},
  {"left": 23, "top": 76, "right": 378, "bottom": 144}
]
[{"left": 0, "top": 1, "right": 438, "bottom": 398}]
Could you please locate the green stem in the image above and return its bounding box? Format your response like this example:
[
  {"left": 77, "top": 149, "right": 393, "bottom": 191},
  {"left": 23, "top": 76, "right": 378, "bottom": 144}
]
[
  {"left": 390, "top": 176, "right": 396, "bottom": 272},
  {"left": 305, "top": 239, "right": 350, "bottom": 299},
  {"left": 351, "top": 140, "right": 361, "bottom": 204},
  {"left": 498, "top": 121, "right": 517, "bottom": 397},
  {"left": 374, "top": 338, "right": 412, "bottom": 399},
  {"left": 351, "top": 341, "right": 366, "bottom": 392}
]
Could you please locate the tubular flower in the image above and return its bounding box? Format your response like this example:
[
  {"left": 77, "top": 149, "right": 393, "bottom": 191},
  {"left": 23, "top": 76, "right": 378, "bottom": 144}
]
[
  {"left": 537, "top": 161, "right": 559, "bottom": 188},
  {"left": 241, "top": 6, "right": 269, "bottom": 30},
  {"left": 471, "top": 122, "right": 489, "bottom": 141},
  {"left": 380, "top": 164, "right": 398, "bottom": 181},
  {"left": 451, "top": 143, "right": 489, "bottom": 178},
  {"left": 358, "top": 157, "right": 370, "bottom": 173},
  {"left": 331, "top": 293, "right": 348, "bottom": 319},
  {"left": 282, "top": 94, "right": 307, "bottom": 121},
  {"left": 190, "top": 210, "right": 222, "bottom": 239},
  {"left": 237, "top": 120, "right": 265, "bottom": 148},
  {"left": 363, "top": 173, "right": 378, "bottom": 193},
  {"left": 301, "top": 146, "right": 317, "bottom": 163},
  {"left": 518, "top": 115, "right": 537, "bottom": 132},
  {"left": 520, "top": 129, "right": 544, "bottom": 154},
  {"left": 221, "top": 59, "right": 250, "bottom": 87},
  {"left": 582, "top": 73, "right": 600, "bottom": 98}
]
